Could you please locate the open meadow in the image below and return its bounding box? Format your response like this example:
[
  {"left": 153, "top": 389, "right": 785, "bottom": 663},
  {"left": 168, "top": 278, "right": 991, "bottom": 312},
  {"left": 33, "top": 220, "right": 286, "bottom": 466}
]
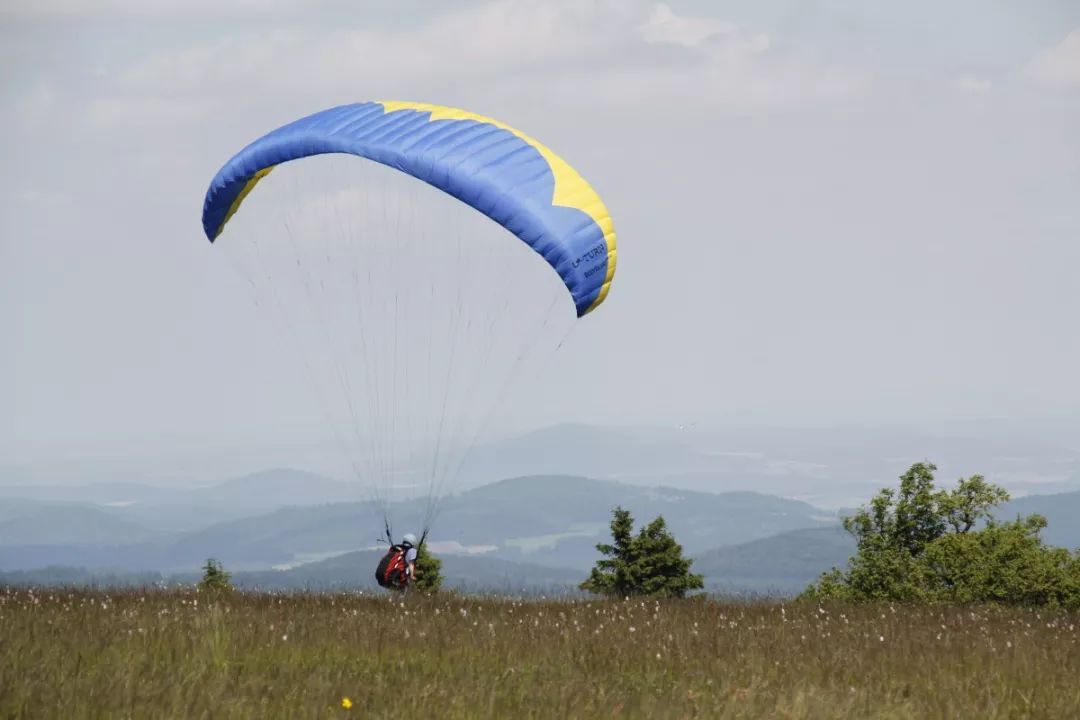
[{"left": 3, "top": 588, "right": 1078, "bottom": 719}]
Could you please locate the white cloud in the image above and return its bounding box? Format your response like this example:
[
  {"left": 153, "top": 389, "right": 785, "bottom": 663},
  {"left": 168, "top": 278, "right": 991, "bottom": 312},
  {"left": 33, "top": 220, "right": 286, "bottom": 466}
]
[
  {"left": 1028, "top": 28, "right": 1080, "bottom": 89},
  {"left": 955, "top": 74, "right": 992, "bottom": 94},
  {"left": 639, "top": 2, "right": 737, "bottom": 47},
  {"left": 85, "top": 0, "right": 868, "bottom": 130}
]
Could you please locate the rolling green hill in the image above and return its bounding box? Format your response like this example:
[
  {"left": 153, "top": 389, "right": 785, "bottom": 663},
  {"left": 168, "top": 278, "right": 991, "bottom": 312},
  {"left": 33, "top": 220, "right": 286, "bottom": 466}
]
[
  {"left": 0, "top": 475, "right": 839, "bottom": 573},
  {"left": 693, "top": 526, "right": 855, "bottom": 595},
  {"left": 0, "top": 499, "right": 157, "bottom": 546}
]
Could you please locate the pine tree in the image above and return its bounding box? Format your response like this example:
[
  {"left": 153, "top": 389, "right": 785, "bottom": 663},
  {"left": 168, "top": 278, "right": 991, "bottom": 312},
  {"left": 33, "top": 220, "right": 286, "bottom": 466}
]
[
  {"left": 199, "top": 558, "right": 232, "bottom": 594},
  {"left": 581, "top": 507, "right": 639, "bottom": 597},
  {"left": 634, "top": 515, "right": 704, "bottom": 598},
  {"left": 581, "top": 506, "right": 703, "bottom": 598},
  {"left": 413, "top": 543, "right": 443, "bottom": 593}
]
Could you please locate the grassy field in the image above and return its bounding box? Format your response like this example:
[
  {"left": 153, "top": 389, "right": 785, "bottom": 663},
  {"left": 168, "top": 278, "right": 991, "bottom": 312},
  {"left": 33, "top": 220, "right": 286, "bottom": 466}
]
[{"left": 3, "top": 588, "right": 1079, "bottom": 719}]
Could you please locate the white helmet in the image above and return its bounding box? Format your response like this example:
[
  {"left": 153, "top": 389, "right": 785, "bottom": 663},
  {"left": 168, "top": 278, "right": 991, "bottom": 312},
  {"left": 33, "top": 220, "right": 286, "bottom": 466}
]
[{"left": 402, "top": 533, "right": 418, "bottom": 546}]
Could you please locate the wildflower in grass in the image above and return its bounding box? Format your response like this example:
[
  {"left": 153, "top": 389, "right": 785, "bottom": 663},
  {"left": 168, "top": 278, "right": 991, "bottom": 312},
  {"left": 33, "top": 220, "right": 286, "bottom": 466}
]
[{"left": 341, "top": 697, "right": 353, "bottom": 709}]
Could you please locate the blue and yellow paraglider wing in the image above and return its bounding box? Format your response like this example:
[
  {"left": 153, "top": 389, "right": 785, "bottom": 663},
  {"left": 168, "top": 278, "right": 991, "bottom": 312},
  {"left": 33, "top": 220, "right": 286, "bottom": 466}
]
[{"left": 201, "top": 101, "right": 616, "bottom": 315}]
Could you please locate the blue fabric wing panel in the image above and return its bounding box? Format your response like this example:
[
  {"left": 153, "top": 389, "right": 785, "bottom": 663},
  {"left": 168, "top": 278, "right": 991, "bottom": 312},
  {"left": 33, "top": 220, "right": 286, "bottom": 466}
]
[{"left": 201, "top": 102, "right": 613, "bottom": 316}]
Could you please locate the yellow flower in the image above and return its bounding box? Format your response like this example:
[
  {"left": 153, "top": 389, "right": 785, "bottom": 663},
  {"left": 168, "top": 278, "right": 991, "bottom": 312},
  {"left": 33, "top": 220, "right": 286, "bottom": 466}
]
[{"left": 341, "top": 697, "right": 353, "bottom": 710}]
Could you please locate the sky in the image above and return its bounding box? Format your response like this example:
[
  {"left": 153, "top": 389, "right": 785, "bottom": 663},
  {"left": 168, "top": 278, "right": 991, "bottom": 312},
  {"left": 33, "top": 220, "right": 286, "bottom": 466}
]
[{"left": 4, "top": 0, "right": 1080, "bottom": 471}]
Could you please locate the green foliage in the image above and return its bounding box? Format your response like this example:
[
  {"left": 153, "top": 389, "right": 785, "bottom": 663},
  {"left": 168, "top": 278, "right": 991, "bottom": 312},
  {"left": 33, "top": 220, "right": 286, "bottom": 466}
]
[
  {"left": 580, "top": 506, "right": 703, "bottom": 598},
  {"left": 199, "top": 558, "right": 232, "bottom": 594},
  {"left": 939, "top": 473, "right": 1009, "bottom": 533},
  {"left": 803, "top": 462, "right": 1080, "bottom": 609},
  {"left": 412, "top": 543, "right": 443, "bottom": 593}
]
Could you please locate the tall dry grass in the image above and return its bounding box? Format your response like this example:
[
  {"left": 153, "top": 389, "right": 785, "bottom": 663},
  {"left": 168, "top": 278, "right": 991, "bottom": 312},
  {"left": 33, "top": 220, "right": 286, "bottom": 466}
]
[{"left": 2, "top": 587, "right": 1078, "bottom": 719}]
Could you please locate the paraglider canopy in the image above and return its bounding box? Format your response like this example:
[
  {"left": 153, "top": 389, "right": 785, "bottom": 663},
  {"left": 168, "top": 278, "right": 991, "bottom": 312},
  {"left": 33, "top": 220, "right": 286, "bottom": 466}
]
[
  {"left": 201, "top": 100, "right": 617, "bottom": 543},
  {"left": 203, "top": 101, "right": 616, "bottom": 316}
]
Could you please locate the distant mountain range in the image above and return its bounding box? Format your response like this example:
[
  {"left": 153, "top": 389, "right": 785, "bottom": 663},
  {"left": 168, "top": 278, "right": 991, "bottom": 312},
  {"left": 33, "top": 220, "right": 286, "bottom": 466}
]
[
  {"left": 435, "top": 475, "right": 838, "bottom": 568},
  {"left": 2, "top": 420, "right": 1078, "bottom": 595},
  {"left": 0, "top": 473, "right": 839, "bottom": 573},
  {"left": 0, "top": 499, "right": 159, "bottom": 546},
  {"left": 2, "top": 475, "right": 1077, "bottom": 596}
]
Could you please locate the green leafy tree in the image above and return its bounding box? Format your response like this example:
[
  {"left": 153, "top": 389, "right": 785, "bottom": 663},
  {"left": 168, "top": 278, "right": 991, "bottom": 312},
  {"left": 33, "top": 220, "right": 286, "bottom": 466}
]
[
  {"left": 199, "top": 558, "right": 232, "bottom": 594},
  {"left": 921, "top": 515, "right": 1072, "bottom": 605},
  {"left": 938, "top": 473, "right": 1009, "bottom": 533},
  {"left": 412, "top": 543, "right": 443, "bottom": 593},
  {"left": 893, "top": 462, "right": 947, "bottom": 554},
  {"left": 581, "top": 507, "right": 703, "bottom": 598},
  {"left": 804, "top": 462, "right": 1080, "bottom": 609}
]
